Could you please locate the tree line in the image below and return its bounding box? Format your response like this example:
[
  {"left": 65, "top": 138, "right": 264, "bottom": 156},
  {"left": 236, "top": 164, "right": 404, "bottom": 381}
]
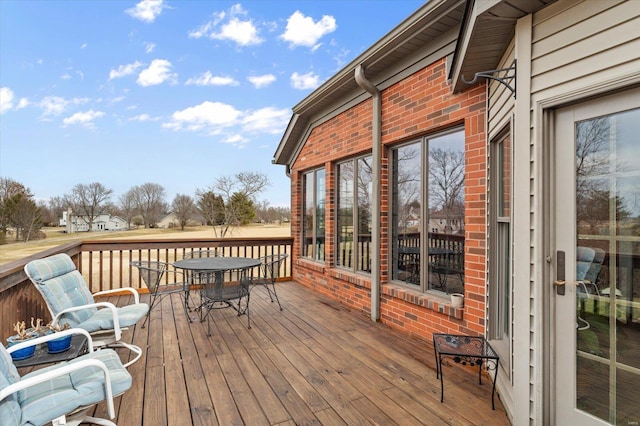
[{"left": 0, "top": 172, "right": 290, "bottom": 243}]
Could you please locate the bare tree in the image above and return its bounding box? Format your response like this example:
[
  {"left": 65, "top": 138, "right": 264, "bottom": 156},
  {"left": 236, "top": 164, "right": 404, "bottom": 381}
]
[
  {"left": 172, "top": 194, "right": 196, "bottom": 230},
  {"left": 199, "top": 171, "right": 270, "bottom": 237},
  {"left": 132, "top": 183, "right": 167, "bottom": 228},
  {"left": 48, "top": 196, "right": 66, "bottom": 226},
  {"left": 428, "top": 147, "right": 465, "bottom": 222},
  {"left": 65, "top": 182, "right": 113, "bottom": 231},
  {"left": 118, "top": 190, "right": 138, "bottom": 229}
]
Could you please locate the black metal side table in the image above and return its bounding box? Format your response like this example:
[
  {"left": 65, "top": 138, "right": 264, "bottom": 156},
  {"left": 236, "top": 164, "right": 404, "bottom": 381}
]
[
  {"left": 13, "top": 334, "right": 89, "bottom": 368},
  {"left": 433, "top": 333, "right": 500, "bottom": 409}
]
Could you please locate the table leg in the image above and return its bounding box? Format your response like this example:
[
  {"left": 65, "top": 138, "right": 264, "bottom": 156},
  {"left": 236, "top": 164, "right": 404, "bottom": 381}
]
[
  {"left": 491, "top": 360, "right": 498, "bottom": 410},
  {"left": 439, "top": 354, "right": 445, "bottom": 403}
]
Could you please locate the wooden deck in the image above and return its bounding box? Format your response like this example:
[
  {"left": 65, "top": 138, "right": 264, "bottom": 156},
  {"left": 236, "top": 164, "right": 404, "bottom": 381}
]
[{"left": 65, "top": 282, "right": 510, "bottom": 425}]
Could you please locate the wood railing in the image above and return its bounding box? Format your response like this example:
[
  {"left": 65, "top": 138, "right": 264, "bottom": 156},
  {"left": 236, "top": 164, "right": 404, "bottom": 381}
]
[{"left": 0, "top": 237, "right": 293, "bottom": 342}]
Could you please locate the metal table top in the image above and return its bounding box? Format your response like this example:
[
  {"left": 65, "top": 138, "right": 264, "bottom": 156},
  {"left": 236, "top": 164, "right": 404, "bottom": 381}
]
[{"left": 173, "top": 256, "right": 261, "bottom": 272}]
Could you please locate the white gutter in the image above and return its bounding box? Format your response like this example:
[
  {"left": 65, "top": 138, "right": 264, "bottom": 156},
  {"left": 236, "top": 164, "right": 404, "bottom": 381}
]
[{"left": 354, "top": 64, "right": 381, "bottom": 322}]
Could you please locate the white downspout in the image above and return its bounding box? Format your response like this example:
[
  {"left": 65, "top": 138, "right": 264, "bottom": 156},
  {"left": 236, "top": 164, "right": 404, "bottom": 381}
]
[{"left": 355, "top": 64, "right": 381, "bottom": 321}]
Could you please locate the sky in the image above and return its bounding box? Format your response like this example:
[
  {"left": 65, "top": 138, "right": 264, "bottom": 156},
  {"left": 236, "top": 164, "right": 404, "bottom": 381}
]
[{"left": 0, "top": 0, "right": 425, "bottom": 209}]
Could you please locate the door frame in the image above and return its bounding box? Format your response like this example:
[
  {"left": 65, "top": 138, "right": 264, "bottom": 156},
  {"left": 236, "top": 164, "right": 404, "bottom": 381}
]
[{"left": 545, "top": 86, "right": 640, "bottom": 425}]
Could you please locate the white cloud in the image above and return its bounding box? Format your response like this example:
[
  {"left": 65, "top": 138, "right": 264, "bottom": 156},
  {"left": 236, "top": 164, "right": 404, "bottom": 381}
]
[
  {"left": 163, "top": 101, "right": 241, "bottom": 132},
  {"left": 242, "top": 107, "right": 290, "bottom": 133},
  {"left": 185, "top": 71, "right": 238, "bottom": 86},
  {"left": 61, "top": 73, "right": 72, "bottom": 80},
  {"left": 137, "top": 59, "right": 176, "bottom": 86},
  {"left": 129, "top": 113, "right": 160, "bottom": 122},
  {"left": 163, "top": 102, "right": 289, "bottom": 140},
  {"left": 189, "top": 4, "right": 262, "bottom": 46},
  {"left": 280, "top": 11, "right": 336, "bottom": 50},
  {"left": 0, "top": 87, "right": 15, "bottom": 114},
  {"left": 81, "top": 43, "right": 87, "bottom": 49},
  {"left": 125, "top": 0, "right": 167, "bottom": 23},
  {"left": 248, "top": 74, "right": 276, "bottom": 89},
  {"left": 143, "top": 42, "right": 156, "bottom": 53},
  {"left": 38, "top": 96, "right": 89, "bottom": 116},
  {"left": 17, "top": 98, "right": 29, "bottom": 109},
  {"left": 109, "top": 61, "right": 143, "bottom": 80},
  {"left": 290, "top": 71, "right": 320, "bottom": 90},
  {"left": 224, "top": 134, "right": 248, "bottom": 146},
  {"left": 62, "top": 109, "right": 105, "bottom": 127}
]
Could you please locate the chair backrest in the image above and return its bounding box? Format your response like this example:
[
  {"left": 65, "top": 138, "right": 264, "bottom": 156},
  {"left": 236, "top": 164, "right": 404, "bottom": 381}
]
[
  {"left": 0, "top": 345, "right": 21, "bottom": 423},
  {"left": 24, "top": 254, "right": 96, "bottom": 327},
  {"left": 131, "top": 261, "right": 167, "bottom": 294},
  {"left": 585, "top": 248, "right": 605, "bottom": 284},
  {"left": 183, "top": 249, "right": 221, "bottom": 259},
  {"left": 576, "top": 246, "right": 596, "bottom": 281},
  {"left": 258, "top": 254, "right": 288, "bottom": 281},
  {"left": 202, "top": 269, "right": 250, "bottom": 302}
]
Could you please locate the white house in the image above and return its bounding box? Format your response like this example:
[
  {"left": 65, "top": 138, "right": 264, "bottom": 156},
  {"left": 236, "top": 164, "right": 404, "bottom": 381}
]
[{"left": 59, "top": 211, "right": 128, "bottom": 232}]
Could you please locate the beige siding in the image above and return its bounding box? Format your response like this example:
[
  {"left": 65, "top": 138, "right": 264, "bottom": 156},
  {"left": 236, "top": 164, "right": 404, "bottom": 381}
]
[{"left": 531, "top": 0, "right": 640, "bottom": 98}]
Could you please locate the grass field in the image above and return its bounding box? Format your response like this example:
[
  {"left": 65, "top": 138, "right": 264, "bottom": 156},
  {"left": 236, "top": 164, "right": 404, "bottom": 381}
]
[{"left": 0, "top": 224, "right": 291, "bottom": 265}]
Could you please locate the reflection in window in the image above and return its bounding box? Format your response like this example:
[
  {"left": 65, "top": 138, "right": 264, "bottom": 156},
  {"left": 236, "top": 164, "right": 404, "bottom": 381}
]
[
  {"left": 391, "top": 130, "right": 465, "bottom": 292},
  {"left": 489, "top": 129, "right": 511, "bottom": 373},
  {"left": 337, "top": 156, "right": 373, "bottom": 272},
  {"left": 302, "top": 169, "right": 325, "bottom": 261},
  {"left": 574, "top": 107, "right": 640, "bottom": 424}
]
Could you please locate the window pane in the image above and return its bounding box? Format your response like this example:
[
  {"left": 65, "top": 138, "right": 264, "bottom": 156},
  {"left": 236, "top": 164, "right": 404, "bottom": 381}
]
[
  {"left": 393, "top": 142, "right": 421, "bottom": 285},
  {"left": 428, "top": 131, "right": 465, "bottom": 292},
  {"left": 357, "top": 157, "right": 373, "bottom": 272},
  {"left": 316, "top": 169, "right": 326, "bottom": 261},
  {"left": 337, "top": 161, "right": 354, "bottom": 268},
  {"left": 303, "top": 173, "right": 314, "bottom": 258}
]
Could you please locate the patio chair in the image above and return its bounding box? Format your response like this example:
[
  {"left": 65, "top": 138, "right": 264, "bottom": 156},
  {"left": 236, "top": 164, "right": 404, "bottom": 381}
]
[
  {"left": 130, "top": 260, "right": 189, "bottom": 327},
  {"left": 199, "top": 267, "right": 251, "bottom": 334},
  {"left": 24, "top": 253, "right": 149, "bottom": 368},
  {"left": 251, "top": 254, "right": 288, "bottom": 310},
  {"left": 182, "top": 249, "right": 222, "bottom": 259},
  {"left": 1, "top": 329, "right": 132, "bottom": 426}
]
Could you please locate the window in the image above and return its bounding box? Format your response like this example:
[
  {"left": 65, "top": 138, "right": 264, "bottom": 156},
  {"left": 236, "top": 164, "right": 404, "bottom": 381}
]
[
  {"left": 489, "top": 129, "right": 512, "bottom": 371},
  {"left": 337, "top": 155, "right": 373, "bottom": 272},
  {"left": 391, "top": 129, "right": 465, "bottom": 292},
  {"left": 302, "top": 168, "right": 325, "bottom": 261}
]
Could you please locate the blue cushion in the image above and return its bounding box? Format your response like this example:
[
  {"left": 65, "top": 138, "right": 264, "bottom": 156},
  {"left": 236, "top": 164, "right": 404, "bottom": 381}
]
[
  {"left": 77, "top": 303, "right": 149, "bottom": 333},
  {"left": 25, "top": 254, "right": 97, "bottom": 326},
  {"left": 0, "top": 370, "right": 21, "bottom": 426},
  {"left": 19, "top": 349, "right": 131, "bottom": 425}
]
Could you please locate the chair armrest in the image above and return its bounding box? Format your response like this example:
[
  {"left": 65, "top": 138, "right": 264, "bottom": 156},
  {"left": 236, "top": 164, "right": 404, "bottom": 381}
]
[
  {"left": 7, "top": 328, "right": 95, "bottom": 354},
  {"left": 53, "top": 302, "right": 122, "bottom": 341},
  {"left": 94, "top": 287, "right": 142, "bottom": 304},
  {"left": 0, "top": 357, "right": 117, "bottom": 419}
]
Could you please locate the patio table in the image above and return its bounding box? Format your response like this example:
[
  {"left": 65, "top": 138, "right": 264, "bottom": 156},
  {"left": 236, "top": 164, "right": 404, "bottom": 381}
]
[
  {"left": 173, "top": 257, "right": 261, "bottom": 319},
  {"left": 433, "top": 333, "right": 500, "bottom": 409}
]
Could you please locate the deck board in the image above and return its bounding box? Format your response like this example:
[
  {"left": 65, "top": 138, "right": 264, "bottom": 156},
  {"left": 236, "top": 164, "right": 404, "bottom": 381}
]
[{"left": 76, "top": 282, "right": 511, "bottom": 425}]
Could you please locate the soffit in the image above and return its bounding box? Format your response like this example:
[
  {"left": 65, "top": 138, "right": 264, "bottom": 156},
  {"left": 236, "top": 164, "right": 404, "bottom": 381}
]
[
  {"left": 450, "top": 0, "right": 557, "bottom": 93},
  {"left": 273, "top": 0, "right": 466, "bottom": 167}
]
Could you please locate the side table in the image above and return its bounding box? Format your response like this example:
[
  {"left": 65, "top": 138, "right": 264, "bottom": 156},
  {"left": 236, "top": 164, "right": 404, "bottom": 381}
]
[
  {"left": 433, "top": 333, "right": 500, "bottom": 409},
  {"left": 14, "top": 334, "right": 89, "bottom": 368}
]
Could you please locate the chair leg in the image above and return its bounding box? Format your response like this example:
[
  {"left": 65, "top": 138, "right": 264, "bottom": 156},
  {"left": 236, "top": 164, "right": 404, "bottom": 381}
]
[{"left": 267, "top": 281, "right": 283, "bottom": 310}]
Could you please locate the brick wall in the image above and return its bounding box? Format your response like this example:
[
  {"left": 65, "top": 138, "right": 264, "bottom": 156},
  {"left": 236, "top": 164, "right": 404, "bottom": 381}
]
[{"left": 290, "top": 57, "right": 487, "bottom": 341}]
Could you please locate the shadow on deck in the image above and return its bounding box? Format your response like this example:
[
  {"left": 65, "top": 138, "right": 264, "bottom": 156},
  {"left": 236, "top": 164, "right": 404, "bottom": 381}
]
[{"left": 23, "top": 282, "right": 511, "bottom": 425}]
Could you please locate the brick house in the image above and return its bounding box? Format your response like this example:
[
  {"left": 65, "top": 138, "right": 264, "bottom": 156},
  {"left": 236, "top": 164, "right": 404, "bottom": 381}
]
[{"left": 274, "top": 0, "right": 640, "bottom": 424}]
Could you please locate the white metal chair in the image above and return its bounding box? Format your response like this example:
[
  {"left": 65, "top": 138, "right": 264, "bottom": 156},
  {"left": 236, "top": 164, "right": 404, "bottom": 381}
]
[
  {"left": 1, "top": 328, "right": 131, "bottom": 426},
  {"left": 24, "top": 253, "right": 149, "bottom": 368}
]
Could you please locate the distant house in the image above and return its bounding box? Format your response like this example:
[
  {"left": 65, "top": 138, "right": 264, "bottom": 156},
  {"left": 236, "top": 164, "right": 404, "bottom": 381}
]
[
  {"left": 156, "top": 213, "right": 204, "bottom": 229},
  {"left": 59, "top": 211, "right": 128, "bottom": 232}
]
